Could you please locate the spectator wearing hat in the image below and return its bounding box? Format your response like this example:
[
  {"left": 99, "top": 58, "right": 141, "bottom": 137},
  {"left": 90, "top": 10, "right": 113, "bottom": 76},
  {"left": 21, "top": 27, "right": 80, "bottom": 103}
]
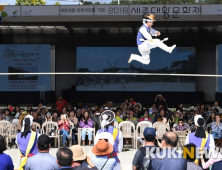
[
  {"left": 56, "top": 95, "right": 69, "bottom": 114},
  {"left": 96, "top": 110, "right": 123, "bottom": 164},
  {"left": 139, "top": 110, "right": 152, "bottom": 122},
  {"left": 91, "top": 139, "right": 117, "bottom": 170},
  {"left": 132, "top": 127, "right": 159, "bottom": 170},
  {"left": 0, "top": 135, "right": 14, "bottom": 170},
  {"left": 45, "top": 112, "right": 52, "bottom": 122},
  {"left": 25, "top": 135, "right": 59, "bottom": 170},
  {"left": 172, "top": 110, "right": 182, "bottom": 124},
  {"left": 126, "top": 111, "right": 138, "bottom": 122},
  {"left": 185, "top": 115, "right": 215, "bottom": 151},
  {"left": 70, "top": 145, "right": 98, "bottom": 170}
]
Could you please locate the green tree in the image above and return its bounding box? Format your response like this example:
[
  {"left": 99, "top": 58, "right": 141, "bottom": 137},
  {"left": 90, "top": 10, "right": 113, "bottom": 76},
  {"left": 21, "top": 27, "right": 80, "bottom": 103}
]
[
  {"left": 54, "top": 1, "right": 61, "bottom": 5},
  {"left": 15, "top": 0, "right": 46, "bottom": 5},
  {"left": 83, "top": 1, "right": 93, "bottom": 5},
  {"left": 93, "top": 1, "right": 100, "bottom": 4}
]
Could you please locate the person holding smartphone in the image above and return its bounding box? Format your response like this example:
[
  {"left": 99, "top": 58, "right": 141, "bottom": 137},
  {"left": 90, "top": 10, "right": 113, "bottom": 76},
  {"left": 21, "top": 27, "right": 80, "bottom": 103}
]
[
  {"left": 57, "top": 114, "right": 70, "bottom": 147},
  {"left": 154, "top": 94, "right": 166, "bottom": 109}
]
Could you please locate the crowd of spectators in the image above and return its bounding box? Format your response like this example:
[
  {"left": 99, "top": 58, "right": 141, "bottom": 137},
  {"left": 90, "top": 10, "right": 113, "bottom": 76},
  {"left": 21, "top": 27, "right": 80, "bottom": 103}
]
[{"left": 1, "top": 94, "right": 222, "bottom": 170}]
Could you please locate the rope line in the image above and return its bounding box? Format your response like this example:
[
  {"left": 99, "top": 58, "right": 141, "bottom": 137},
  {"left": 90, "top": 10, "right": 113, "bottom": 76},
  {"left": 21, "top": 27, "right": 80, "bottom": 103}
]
[{"left": 3, "top": 72, "right": 222, "bottom": 77}]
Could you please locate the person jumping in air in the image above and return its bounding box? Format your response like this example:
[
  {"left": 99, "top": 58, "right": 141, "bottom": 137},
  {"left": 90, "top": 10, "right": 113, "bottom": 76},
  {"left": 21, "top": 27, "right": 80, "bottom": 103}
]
[{"left": 128, "top": 14, "right": 176, "bottom": 65}]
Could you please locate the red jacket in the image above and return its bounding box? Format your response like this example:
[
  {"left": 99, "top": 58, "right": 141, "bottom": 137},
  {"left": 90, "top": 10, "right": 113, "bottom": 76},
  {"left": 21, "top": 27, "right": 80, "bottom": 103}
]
[
  {"left": 57, "top": 120, "right": 70, "bottom": 131},
  {"left": 56, "top": 99, "right": 68, "bottom": 113}
]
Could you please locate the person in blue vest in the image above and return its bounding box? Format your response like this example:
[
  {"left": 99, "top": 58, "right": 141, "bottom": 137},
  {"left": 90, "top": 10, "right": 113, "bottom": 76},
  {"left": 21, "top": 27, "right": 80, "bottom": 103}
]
[
  {"left": 95, "top": 110, "right": 123, "bottom": 166},
  {"left": 185, "top": 115, "right": 215, "bottom": 151},
  {"left": 16, "top": 115, "right": 40, "bottom": 170},
  {"left": 128, "top": 14, "right": 176, "bottom": 65}
]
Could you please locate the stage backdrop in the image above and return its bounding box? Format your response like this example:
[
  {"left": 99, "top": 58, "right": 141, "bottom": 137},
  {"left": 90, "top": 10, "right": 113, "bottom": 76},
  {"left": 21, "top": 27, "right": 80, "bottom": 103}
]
[
  {"left": 76, "top": 46, "right": 196, "bottom": 91},
  {"left": 0, "top": 44, "right": 51, "bottom": 91}
]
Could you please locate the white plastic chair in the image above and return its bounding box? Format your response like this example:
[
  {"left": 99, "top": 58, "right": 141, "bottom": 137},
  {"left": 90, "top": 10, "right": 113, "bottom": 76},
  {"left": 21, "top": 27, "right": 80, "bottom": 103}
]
[
  {"left": 32, "top": 122, "right": 41, "bottom": 131},
  {"left": 78, "top": 127, "right": 96, "bottom": 146},
  {"left": 114, "top": 121, "right": 119, "bottom": 129},
  {"left": 174, "top": 131, "right": 188, "bottom": 147},
  {"left": 119, "top": 121, "right": 136, "bottom": 149},
  {"left": 205, "top": 123, "right": 212, "bottom": 133},
  {"left": 0, "top": 123, "right": 5, "bottom": 137},
  {"left": 153, "top": 122, "right": 170, "bottom": 140},
  {"left": 5, "top": 123, "right": 21, "bottom": 147},
  {"left": 135, "top": 121, "right": 153, "bottom": 149},
  {"left": 0, "top": 120, "right": 10, "bottom": 126},
  {"left": 42, "top": 122, "right": 60, "bottom": 148}
]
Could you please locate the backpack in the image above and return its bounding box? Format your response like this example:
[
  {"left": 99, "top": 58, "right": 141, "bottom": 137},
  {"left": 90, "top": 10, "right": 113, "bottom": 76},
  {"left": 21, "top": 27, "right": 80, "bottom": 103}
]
[{"left": 140, "top": 147, "right": 151, "bottom": 170}]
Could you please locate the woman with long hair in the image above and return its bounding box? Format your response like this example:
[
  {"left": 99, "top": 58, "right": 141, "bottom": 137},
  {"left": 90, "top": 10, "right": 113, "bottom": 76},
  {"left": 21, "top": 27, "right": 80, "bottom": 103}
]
[
  {"left": 52, "top": 111, "right": 60, "bottom": 122},
  {"left": 79, "top": 111, "right": 94, "bottom": 146},
  {"left": 61, "top": 107, "right": 67, "bottom": 115},
  {"left": 68, "top": 111, "right": 78, "bottom": 145}
]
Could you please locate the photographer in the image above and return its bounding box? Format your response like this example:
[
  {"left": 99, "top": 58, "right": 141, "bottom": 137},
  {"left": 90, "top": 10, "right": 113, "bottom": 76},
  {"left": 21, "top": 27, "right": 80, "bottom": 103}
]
[
  {"left": 57, "top": 114, "right": 70, "bottom": 147},
  {"left": 154, "top": 94, "right": 166, "bottom": 109}
]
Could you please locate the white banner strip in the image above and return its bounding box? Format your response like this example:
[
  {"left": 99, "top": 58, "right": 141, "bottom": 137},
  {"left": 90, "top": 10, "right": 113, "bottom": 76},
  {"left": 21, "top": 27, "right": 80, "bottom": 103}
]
[{"left": 0, "top": 72, "right": 222, "bottom": 77}]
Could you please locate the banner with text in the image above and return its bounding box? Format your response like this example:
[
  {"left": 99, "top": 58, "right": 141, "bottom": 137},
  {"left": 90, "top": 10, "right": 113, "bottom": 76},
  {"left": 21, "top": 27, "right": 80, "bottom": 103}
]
[{"left": 0, "top": 45, "right": 50, "bottom": 91}]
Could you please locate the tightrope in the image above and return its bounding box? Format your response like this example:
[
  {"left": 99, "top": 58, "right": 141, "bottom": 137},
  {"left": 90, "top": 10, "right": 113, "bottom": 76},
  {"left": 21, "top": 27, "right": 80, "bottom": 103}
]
[{"left": 3, "top": 72, "right": 222, "bottom": 77}]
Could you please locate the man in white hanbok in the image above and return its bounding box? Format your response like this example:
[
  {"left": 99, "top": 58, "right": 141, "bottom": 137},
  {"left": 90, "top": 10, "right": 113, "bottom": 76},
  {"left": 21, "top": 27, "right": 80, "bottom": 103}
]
[{"left": 128, "top": 14, "right": 176, "bottom": 65}]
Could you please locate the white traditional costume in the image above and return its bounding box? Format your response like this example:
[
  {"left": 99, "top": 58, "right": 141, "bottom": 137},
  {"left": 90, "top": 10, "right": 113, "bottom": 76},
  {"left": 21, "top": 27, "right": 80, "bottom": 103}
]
[
  {"left": 128, "top": 14, "right": 176, "bottom": 65},
  {"left": 95, "top": 110, "right": 123, "bottom": 170}
]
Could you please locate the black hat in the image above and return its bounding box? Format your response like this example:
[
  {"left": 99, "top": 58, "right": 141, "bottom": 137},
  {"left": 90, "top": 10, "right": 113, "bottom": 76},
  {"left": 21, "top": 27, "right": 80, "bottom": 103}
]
[{"left": 38, "top": 134, "right": 51, "bottom": 147}]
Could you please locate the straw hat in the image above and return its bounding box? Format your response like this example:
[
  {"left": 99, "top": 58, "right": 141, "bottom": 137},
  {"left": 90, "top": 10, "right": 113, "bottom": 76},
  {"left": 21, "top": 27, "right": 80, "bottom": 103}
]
[
  {"left": 92, "top": 140, "right": 113, "bottom": 156},
  {"left": 174, "top": 110, "right": 182, "bottom": 117},
  {"left": 70, "top": 145, "right": 87, "bottom": 161}
]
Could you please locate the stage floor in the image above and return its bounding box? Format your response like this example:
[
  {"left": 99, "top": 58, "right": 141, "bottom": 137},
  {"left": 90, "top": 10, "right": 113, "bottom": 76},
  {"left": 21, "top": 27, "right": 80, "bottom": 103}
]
[{"left": 5, "top": 146, "right": 136, "bottom": 170}]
